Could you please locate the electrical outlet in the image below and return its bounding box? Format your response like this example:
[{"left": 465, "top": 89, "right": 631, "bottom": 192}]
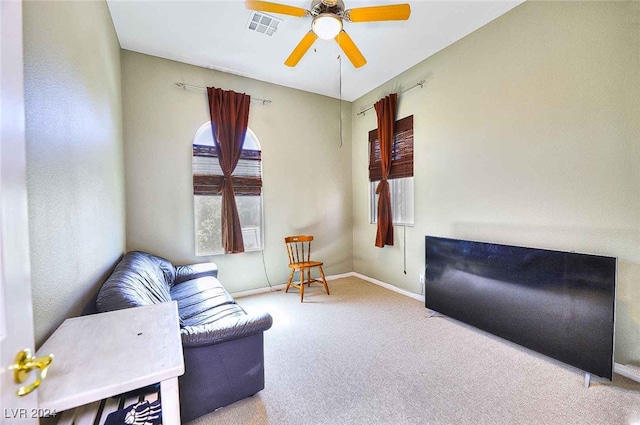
[{"left": 419, "top": 273, "right": 425, "bottom": 284}]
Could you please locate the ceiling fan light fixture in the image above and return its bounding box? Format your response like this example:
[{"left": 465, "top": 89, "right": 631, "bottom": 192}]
[{"left": 312, "top": 13, "right": 342, "bottom": 39}]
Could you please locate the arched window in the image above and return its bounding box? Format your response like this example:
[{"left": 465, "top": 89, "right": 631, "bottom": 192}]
[{"left": 192, "top": 122, "right": 263, "bottom": 255}]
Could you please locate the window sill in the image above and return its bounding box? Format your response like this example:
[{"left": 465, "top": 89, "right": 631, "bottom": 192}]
[
  {"left": 196, "top": 247, "right": 264, "bottom": 257},
  {"left": 369, "top": 222, "right": 415, "bottom": 227}
]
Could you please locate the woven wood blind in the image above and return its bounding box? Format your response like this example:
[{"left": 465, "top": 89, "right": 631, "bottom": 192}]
[
  {"left": 368, "top": 115, "right": 413, "bottom": 182},
  {"left": 193, "top": 144, "right": 262, "bottom": 196}
]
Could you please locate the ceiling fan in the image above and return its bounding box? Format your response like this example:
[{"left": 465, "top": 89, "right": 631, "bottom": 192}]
[{"left": 245, "top": 0, "right": 411, "bottom": 68}]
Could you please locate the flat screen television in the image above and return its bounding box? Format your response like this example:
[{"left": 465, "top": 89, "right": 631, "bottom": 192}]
[{"left": 425, "top": 236, "right": 616, "bottom": 379}]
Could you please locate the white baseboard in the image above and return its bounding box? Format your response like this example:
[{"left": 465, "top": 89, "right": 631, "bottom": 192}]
[
  {"left": 325, "top": 272, "right": 356, "bottom": 281},
  {"left": 349, "top": 274, "right": 640, "bottom": 384},
  {"left": 232, "top": 284, "right": 286, "bottom": 298},
  {"left": 352, "top": 276, "right": 640, "bottom": 384},
  {"left": 344, "top": 272, "right": 640, "bottom": 382},
  {"left": 233, "top": 272, "right": 639, "bottom": 385},
  {"left": 232, "top": 272, "right": 357, "bottom": 298},
  {"left": 351, "top": 272, "right": 425, "bottom": 303},
  {"left": 614, "top": 363, "right": 640, "bottom": 383},
  {"left": 232, "top": 271, "right": 425, "bottom": 303}
]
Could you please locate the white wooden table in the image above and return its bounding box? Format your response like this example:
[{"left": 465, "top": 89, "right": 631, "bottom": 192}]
[{"left": 37, "top": 302, "right": 185, "bottom": 424}]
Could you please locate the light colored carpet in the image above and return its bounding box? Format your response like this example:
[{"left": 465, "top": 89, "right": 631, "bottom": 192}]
[{"left": 187, "top": 277, "right": 640, "bottom": 425}]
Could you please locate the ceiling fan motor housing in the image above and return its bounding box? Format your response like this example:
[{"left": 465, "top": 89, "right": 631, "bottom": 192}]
[{"left": 311, "top": 0, "right": 345, "bottom": 17}]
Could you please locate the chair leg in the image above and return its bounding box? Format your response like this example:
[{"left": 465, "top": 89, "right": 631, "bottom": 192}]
[
  {"left": 318, "top": 265, "right": 330, "bottom": 295},
  {"left": 286, "top": 269, "right": 294, "bottom": 293},
  {"left": 307, "top": 268, "right": 311, "bottom": 287},
  {"left": 299, "top": 268, "right": 305, "bottom": 302}
]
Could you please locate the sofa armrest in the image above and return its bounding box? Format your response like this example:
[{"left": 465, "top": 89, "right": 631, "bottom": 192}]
[
  {"left": 180, "top": 311, "right": 273, "bottom": 348},
  {"left": 174, "top": 262, "right": 218, "bottom": 284}
]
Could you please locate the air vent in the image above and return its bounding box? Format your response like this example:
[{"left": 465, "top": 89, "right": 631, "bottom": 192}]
[{"left": 247, "top": 12, "right": 282, "bottom": 36}]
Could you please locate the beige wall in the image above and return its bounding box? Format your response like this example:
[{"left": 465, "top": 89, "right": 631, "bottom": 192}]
[
  {"left": 122, "top": 51, "right": 353, "bottom": 293},
  {"left": 21, "top": 0, "right": 639, "bottom": 366},
  {"left": 351, "top": 1, "right": 640, "bottom": 364},
  {"left": 23, "top": 0, "right": 126, "bottom": 346}
]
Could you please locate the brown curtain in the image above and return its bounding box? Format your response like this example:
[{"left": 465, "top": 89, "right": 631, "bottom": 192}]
[
  {"left": 207, "top": 87, "right": 251, "bottom": 253},
  {"left": 374, "top": 93, "right": 398, "bottom": 248}
]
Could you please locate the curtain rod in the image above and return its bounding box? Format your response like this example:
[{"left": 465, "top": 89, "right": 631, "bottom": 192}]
[
  {"left": 356, "top": 79, "right": 425, "bottom": 116},
  {"left": 175, "top": 82, "right": 272, "bottom": 105}
]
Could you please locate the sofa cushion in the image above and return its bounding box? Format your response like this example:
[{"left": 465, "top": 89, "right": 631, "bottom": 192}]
[
  {"left": 175, "top": 262, "right": 218, "bottom": 284},
  {"left": 180, "top": 311, "right": 272, "bottom": 347},
  {"left": 97, "top": 251, "right": 173, "bottom": 312},
  {"left": 170, "top": 276, "right": 241, "bottom": 326},
  {"left": 180, "top": 303, "right": 247, "bottom": 328}
]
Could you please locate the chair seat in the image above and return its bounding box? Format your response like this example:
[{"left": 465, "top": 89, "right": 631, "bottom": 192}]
[{"left": 288, "top": 261, "right": 324, "bottom": 269}]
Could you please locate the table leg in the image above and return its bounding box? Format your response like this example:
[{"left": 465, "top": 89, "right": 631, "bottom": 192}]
[{"left": 160, "top": 377, "right": 181, "bottom": 424}]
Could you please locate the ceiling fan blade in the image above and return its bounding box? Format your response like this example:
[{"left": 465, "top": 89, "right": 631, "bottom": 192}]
[
  {"left": 345, "top": 4, "right": 411, "bottom": 22},
  {"left": 335, "top": 30, "right": 367, "bottom": 68},
  {"left": 285, "top": 31, "right": 318, "bottom": 67},
  {"left": 245, "top": 1, "right": 309, "bottom": 17}
]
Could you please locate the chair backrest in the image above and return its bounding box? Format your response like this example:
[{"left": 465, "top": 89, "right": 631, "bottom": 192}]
[{"left": 284, "top": 235, "right": 314, "bottom": 265}]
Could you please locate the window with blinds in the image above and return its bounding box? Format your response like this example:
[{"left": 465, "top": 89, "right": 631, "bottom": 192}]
[
  {"left": 192, "top": 123, "right": 263, "bottom": 255},
  {"left": 368, "top": 115, "right": 414, "bottom": 225},
  {"left": 368, "top": 115, "right": 414, "bottom": 181},
  {"left": 193, "top": 146, "right": 262, "bottom": 196}
]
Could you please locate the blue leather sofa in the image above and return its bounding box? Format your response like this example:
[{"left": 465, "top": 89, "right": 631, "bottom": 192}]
[{"left": 87, "top": 251, "right": 273, "bottom": 422}]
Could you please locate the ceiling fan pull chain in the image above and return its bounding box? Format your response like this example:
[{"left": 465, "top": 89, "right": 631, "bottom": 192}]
[{"left": 339, "top": 54, "right": 343, "bottom": 148}]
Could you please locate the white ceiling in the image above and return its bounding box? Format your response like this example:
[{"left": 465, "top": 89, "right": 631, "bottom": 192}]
[{"left": 107, "top": 0, "right": 524, "bottom": 102}]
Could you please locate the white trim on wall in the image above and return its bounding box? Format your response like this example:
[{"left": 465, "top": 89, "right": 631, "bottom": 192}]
[
  {"left": 232, "top": 271, "right": 425, "bottom": 303},
  {"left": 231, "top": 272, "right": 359, "bottom": 298},
  {"left": 232, "top": 271, "right": 640, "bottom": 384},
  {"left": 351, "top": 272, "right": 425, "bottom": 303},
  {"left": 613, "top": 363, "right": 640, "bottom": 384},
  {"left": 231, "top": 284, "right": 286, "bottom": 298}
]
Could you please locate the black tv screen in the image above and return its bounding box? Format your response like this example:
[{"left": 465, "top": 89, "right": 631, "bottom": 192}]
[{"left": 425, "top": 236, "right": 616, "bottom": 379}]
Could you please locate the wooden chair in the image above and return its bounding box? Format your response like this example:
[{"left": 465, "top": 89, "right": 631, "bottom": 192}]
[{"left": 284, "top": 235, "right": 330, "bottom": 302}]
